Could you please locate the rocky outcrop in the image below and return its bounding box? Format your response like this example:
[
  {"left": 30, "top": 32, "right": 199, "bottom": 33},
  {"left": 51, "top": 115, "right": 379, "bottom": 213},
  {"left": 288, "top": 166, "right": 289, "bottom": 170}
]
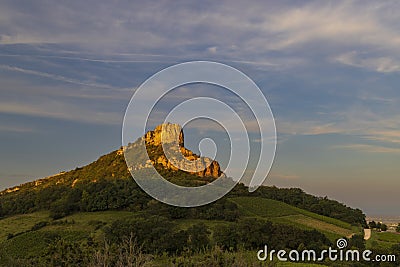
[
  {"left": 145, "top": 123, "right": 184, "bottom": 147},
  {"left": 137, "top": 123, "right": 222, "bottom": 178}
]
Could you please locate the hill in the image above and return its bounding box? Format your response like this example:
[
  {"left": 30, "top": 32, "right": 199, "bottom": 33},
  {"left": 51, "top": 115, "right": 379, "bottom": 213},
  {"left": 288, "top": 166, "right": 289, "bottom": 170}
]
[
  {"left": 0, "top": 124, "right": 367, "bottom": 227},
  {"left": 0, "top": 123, "right": 381, "bottom": 266}
]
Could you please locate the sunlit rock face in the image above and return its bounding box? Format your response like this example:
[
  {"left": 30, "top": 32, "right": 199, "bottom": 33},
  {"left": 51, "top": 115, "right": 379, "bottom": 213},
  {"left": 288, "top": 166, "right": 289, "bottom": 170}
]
[
  {"left": 133, "top": 123, "right": 222, "bottom": 178},
  {"left": 144, "top": 123, "right": 184, "bottom": 147}
]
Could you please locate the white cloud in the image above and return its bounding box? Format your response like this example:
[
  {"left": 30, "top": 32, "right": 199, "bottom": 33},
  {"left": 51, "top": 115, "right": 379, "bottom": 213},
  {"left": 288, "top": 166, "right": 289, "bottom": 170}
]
[
  {"left": 1, "top": 1, "right": 399, "bottom": 62},
  {"left": 334, "top": 51, "right": 400, "bottom": 73},
  {"left": 262, "top": 2, "right": 400, "bottom": 50},
  {"left": 207, "top": 46, "right": 217, "bottom": 54}
]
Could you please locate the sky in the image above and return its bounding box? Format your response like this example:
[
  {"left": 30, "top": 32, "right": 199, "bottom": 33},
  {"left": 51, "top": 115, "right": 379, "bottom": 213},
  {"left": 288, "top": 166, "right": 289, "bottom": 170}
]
[{"left": 0, "top": 0, "right": 399, "bottom": 216}]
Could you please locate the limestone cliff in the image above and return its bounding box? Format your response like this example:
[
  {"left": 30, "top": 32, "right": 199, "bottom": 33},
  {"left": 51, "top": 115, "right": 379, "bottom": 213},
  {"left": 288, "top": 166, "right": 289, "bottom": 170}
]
[{"left": 128, "top": 123, "right": 222, "bottom": 178}]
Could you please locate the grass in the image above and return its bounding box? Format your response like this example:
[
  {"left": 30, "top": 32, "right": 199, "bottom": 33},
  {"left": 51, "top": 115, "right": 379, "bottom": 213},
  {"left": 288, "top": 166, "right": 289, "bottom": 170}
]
[
  {"left": 230, "top": 197, "right": 352, "bottom": 229},
  {"left": 229, "top": 197, "right": 357, "bottom": 241},
  {"left": 0, "top": 211, "right": 137, "bottom": 262},
  {"left": 366, "top": 230, "right": 400, "bottom": 250},
  {"left": 0, "top": 211, "right": 50, "bottom": 241},
  {"left": 283, "top": 215, "right": 353, "bottom": 237},
  {"left": 1, "top": 230, "right": 64, "bottom": 259},
  {"left": 376, "top": 231, "right": 400, "bottom": 243}
]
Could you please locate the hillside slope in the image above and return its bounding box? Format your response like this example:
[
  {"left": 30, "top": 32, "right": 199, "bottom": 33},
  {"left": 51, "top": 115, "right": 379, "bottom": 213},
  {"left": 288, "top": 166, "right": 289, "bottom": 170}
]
[{"left": 229, "top": 197, "right": 357, "bottom": 241}]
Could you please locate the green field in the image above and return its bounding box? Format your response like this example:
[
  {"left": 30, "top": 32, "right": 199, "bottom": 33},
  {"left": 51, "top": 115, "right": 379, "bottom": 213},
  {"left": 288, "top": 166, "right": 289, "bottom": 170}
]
[
  {"left": 376, "top": 231, "right": 400, "bottom": 243},
  {"left": 0, "top": 211, "right": 50, "bottom": 241},
  {"left": 366, "top": 230, "right": 400, "bottom": 249},
  {"left": 229, "top": 197, "right": 357, "bottom": 241}
]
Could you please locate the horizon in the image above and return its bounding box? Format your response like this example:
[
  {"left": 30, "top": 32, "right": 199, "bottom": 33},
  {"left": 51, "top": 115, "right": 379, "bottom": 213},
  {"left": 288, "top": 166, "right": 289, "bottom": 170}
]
[{"left": 0, "top": 1, "right": 399, "bottom": 216}]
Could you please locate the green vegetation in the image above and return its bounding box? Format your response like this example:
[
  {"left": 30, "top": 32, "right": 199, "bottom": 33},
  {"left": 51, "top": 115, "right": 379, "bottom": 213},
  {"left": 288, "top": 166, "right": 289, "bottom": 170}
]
[
  {"left": 0, "top": 211, "right": 332, "bottom": 266},
  {"left": 0, "top": 211, "right": 49, "bottom": 241},
  {"left": 0, "top": 148, "right": 367, "bottom": 227},
  {"left": 368, "top": 220, "right": 389, "bottom": 232},
  {"left": 366, "top": 230, "right": 400, "bottom": 249},
  {"left": 230, "top": 197, "right": 352, "bottom": 229},
  {"left": 230, "top": 197, "right": 356, "bottom": 242},
  {"left": 244, "top": 186, "right": 367, "bottom": 227},
  {"left": 376, "top": 232, "right": 400, "bottom": 243},
  {"left": 0, "top": 143, "right": 375, "bottom": 266}
]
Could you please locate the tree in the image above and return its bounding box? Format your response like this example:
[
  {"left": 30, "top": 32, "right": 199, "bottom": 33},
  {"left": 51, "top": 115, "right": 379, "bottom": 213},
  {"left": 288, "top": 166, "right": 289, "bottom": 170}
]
[
  {"left": 376, "top": 222, "right": 382, "bottom": 231},
  {"left": 368, "top": 221, "right": 376, "bottom": 229},
  {"left": 350, "top": 234, "right": 365, "bottom": 250},
  {"left": 397, "top": 223, "right": 400, "bottom": 233},
  {"left": 381, "top": 224, "right": 387, "bottom": 232}
]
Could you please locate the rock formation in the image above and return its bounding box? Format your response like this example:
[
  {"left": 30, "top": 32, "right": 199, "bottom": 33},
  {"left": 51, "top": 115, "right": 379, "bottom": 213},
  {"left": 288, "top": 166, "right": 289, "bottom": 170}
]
[{"left": 129, "top": 123, "right": 222, "bottom": 178}]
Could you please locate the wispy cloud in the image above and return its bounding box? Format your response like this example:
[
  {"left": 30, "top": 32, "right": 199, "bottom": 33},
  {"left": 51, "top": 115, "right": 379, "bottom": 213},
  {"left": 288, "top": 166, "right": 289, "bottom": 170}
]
[
  {"left": 269, "top": 172, "right": 300, "bottom": 180},
  {"left": 0, "top": 124, "right": 36, "bottom": 133},
  {"left": 278, "top": 116, "right": 400, "bottom": 147},
  {"left": 0, "top": 75, "right": 133, "bottom": 101},
  {"left": 0, "top": 64, "right": 121, "bottom": 89},
  {"left": 1, "top": 1, "right": 399, "bottom": 64},
  {"left": 278, "top": 121, "right": 341, "bottom": 136},
  {"left": 0, "top": 101, "right": 122, "bottom": 125},
  {"left": 331, "top": 143, "right": 400, "bottom": 154},
  {"left": 334, "top": 51, "right": 400, "bottom": 73},
  {"left": 263, "top": 2, "right": 400, "bottom": 50}
]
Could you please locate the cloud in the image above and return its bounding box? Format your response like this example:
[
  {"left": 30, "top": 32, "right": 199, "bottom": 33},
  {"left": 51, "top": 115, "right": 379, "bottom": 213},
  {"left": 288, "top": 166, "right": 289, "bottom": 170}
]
[
  {"left": 0, "top": 64, "right": 120, "bottom": 89},
  {"left": 0, "top": 73, "right": 133, "bottom": 101},
  {"left": 269, "top": 172, "right": 300, "bottom": 180},
  {"left": 0, "top": 52, "right": 178, "bottom": 64},
  {"left": 334, "top": 51, "right": 400, "bottom": 73},
  {"left": 207, "top": 46, "right": 217, "bottom": 54},
  {"left": 262, "top": 2, "right": 400, "bottom": 50},
  {"left": 331, "top": 144, "right": 400, "bottom": 154},
  {"left": 0, "top": 101, "right": 122, "bottom": 125},
  {"left": 362, "top": 130, "right": 400, "bottom": 145},
  {"left": 1, "top": 1, "right": 398, "bottom": 62},
  {"left": 278, "top": 120, "right": 341, "bottom": 136},
  {"left": 0, "top": 125, "right": 36, "bottom": 133},
  {"left": 278, "top": 114, "right": 400, "bottom": 146}
]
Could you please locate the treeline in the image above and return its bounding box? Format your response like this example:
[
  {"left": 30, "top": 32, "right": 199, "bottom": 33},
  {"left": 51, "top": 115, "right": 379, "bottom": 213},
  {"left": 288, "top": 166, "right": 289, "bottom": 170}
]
[
  {"left": 368, "top": 221, "right": 388, "bottom": 231},
  {"left": 103, "top": 216, "right": 332, "bottom": 254}
]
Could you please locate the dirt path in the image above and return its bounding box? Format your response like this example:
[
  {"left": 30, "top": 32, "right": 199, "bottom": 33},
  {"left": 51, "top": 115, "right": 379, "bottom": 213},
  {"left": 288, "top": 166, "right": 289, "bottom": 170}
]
[{"left": 364, "top": 228, "right": 371, "bottom": 240}]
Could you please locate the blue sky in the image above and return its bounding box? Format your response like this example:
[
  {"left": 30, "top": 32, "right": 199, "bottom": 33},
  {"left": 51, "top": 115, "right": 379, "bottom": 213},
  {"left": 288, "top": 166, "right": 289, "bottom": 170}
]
[{"left": 0, "top": 0, "right": 399, "bottom": 216}]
